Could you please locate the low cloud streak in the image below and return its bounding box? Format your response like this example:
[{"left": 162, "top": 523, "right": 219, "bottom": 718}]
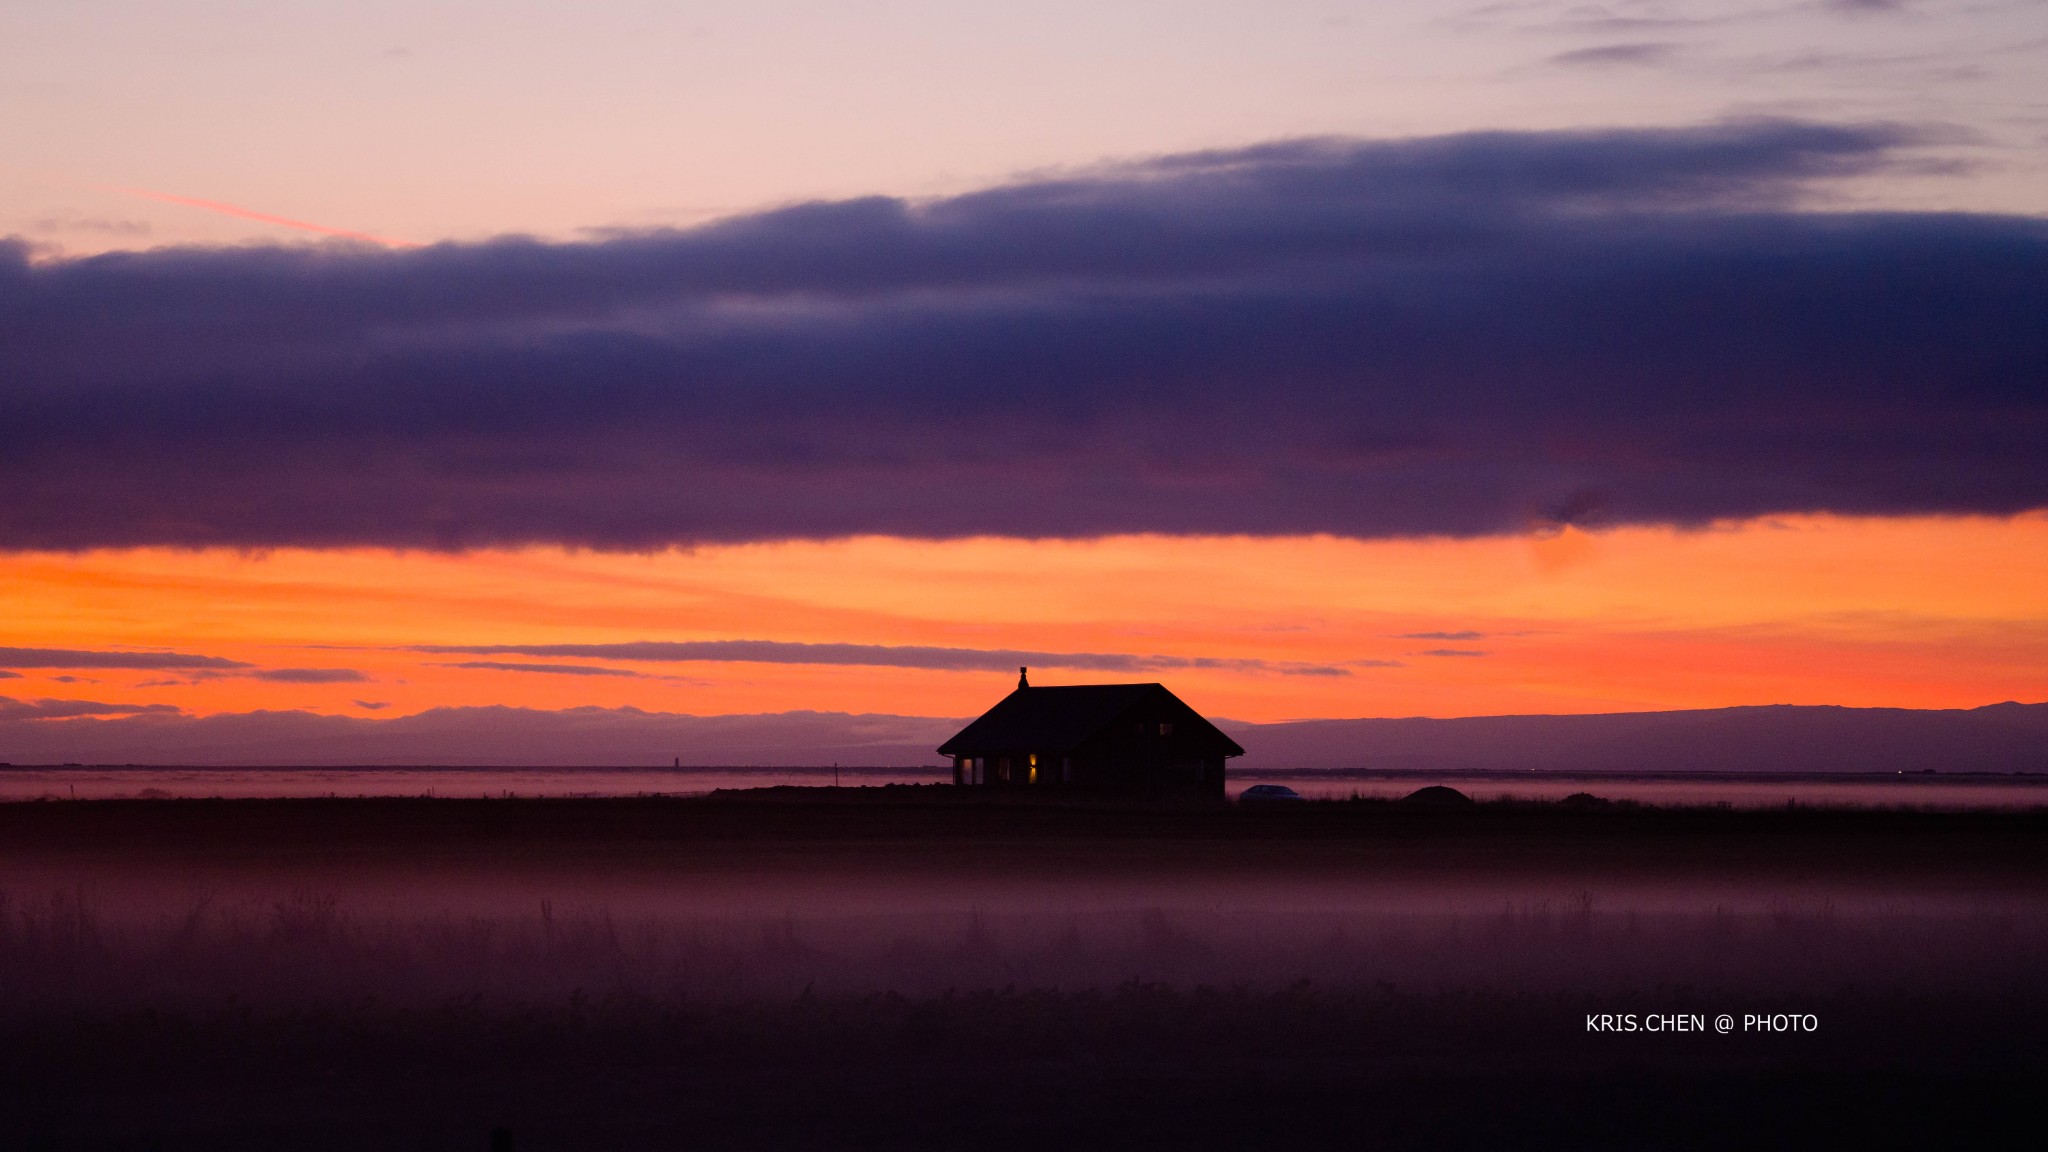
[
  {"left": 407, "top": 641, "right": 1352, "bottom": 677},
  {"left": 250, "top": 667, "right": 371, "bottom": 683},
  {"left": 439, "top": 660, "right": 648, "bottom": 678},
  {"left": 0, "top": 647, "right": 251, "bottom": 671}
]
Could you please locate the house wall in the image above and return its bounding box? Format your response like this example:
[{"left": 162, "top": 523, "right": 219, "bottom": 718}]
[
  {"left": 953, "top": 701, "right": 1231, "bottom": 796},
  {"left": 1072, "top": 720, "right": 1227, "bottom": 796}
]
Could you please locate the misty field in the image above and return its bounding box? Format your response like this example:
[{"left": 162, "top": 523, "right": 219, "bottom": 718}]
[{"left": 3, "top": 792, "right": 2045, "bottom": 1149}]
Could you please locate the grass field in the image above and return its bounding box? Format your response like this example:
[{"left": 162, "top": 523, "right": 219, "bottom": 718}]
[{"left": 3, "top": 791, "right": 2044, "bottom": 1149}]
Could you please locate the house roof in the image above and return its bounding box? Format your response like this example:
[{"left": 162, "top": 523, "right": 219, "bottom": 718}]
[{"left": 937, "top": 683, "right": 1245, "bottom": 757}]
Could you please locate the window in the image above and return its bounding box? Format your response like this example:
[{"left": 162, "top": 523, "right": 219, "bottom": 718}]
[
  {"left": 1159, "top": 723, "right": 1173, "bottom": 736},
  {"left": 1028, "top": 753, "right": 1038, "bottom": 784}
]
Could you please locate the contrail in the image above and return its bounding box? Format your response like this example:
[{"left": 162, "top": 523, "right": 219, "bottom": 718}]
[{"left": 113, "top": 186, "right": 423, "bottom": 248}]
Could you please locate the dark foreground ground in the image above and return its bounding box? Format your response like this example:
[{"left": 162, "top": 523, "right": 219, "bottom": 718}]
[{"left": 3, "top": 790, "right": 2045, "bottom": 1150}]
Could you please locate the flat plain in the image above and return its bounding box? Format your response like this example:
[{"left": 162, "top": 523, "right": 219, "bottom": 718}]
[{"left": 3, "top": 790, "right": 2044, "bottom": 1149}]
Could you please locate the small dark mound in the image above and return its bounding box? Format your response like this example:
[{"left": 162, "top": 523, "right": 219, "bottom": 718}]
[
  {"left": 1558, "top": 792, "right": 1612, "bottom": 809},
  {"left": 1401, "top": 785, "right": 1474, "bottom": 807}
]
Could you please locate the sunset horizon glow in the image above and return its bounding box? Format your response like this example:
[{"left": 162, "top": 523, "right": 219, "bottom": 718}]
[{"left": 5, "top": 512, "right": 2042, "bottom": 726}]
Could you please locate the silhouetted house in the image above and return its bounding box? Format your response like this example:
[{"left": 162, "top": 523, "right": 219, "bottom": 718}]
[{"left": 938, "top": 668, "right": 1243, "bottom": 797}]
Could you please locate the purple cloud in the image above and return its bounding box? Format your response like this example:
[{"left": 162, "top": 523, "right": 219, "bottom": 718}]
[
  {"left": 1549, "top": 42, "right": 1682, "bottom": 68},
  {"left": 2, "top": 120, "right": 2041, "bottom": 550}
]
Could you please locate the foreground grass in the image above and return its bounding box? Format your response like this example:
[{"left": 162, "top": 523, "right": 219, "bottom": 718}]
[
  {"left": 4, "top": 983, "right": 2044, "bottom": 1151},
  {"left": 3, "top": 795, "right": 2044, "bottom": 1149}
]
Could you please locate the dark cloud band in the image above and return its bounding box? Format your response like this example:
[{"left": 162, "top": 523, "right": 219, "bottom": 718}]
[{"left": 4, "top": 119, "right": 2042, "bottom": 549}]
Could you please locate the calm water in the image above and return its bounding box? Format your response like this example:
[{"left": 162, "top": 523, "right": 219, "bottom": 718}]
[
  {"left": 2, "top": 764, "right": 2045, "bottom": 808},
  {"left": 1239, "top": 770, "right": 2048, "bottom": 809}
]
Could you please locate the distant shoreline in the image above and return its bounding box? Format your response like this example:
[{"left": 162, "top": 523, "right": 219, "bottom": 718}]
[
  {"left": 1, "top": 763, "right": 2043, "bottom": 778},
  {"left": 6, "top": 765, "right": 2048, "bottom": 811}
]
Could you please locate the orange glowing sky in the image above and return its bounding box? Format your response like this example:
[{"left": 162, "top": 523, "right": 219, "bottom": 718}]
[{"left": 5, "top": 513, "right": 2043, "bottom": 723}]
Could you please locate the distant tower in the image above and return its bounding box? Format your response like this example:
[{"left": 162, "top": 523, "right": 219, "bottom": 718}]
[{"left": 1018, "top": 666, "right": 1029, "bottom": 689}]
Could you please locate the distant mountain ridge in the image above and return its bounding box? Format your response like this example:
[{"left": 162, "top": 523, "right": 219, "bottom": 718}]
[
  {"left": 0, "top": 705, "right": 960, "bottom": 768},
  {"left": 1, "top": 698, "right": 2043, "bottom": 773},
  {"left": 1225, "top": 702, "right": 2048, "bottom": 775}
]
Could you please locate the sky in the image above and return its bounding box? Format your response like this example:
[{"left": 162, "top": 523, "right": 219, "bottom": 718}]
[{"left": 3, "top": 0, "right": 2046, "bottom": 749}]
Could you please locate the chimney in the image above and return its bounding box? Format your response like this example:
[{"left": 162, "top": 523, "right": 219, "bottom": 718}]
[{"left": 1018, "top": 666, "right": 1029, "bottom": 689}]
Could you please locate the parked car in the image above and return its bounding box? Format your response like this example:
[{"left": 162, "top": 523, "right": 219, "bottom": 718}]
[{"left": 1237, "top": 784, "right": 1306, "bottom": 804}]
